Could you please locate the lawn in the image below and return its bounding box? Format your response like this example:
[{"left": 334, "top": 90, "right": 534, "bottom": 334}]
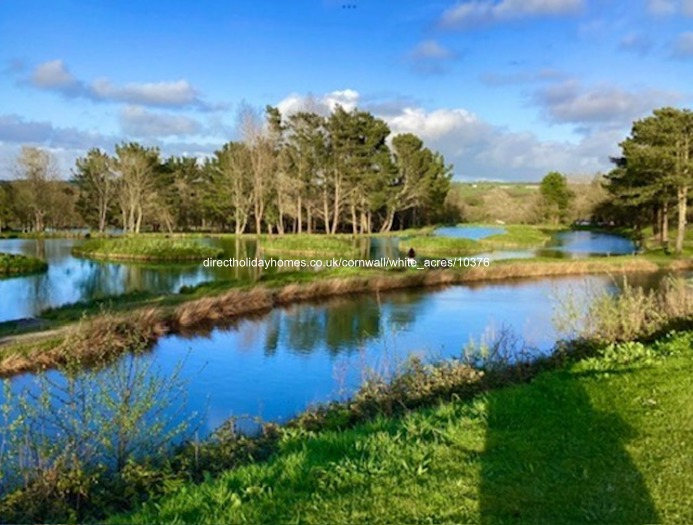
[{"left": 114, "top": 332, "right": 693, "bottom": 524}]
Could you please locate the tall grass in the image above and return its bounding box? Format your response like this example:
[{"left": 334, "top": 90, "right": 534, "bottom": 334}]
[
  {"left": 260, "top": 235, "right": 359, "bottom": 257},
  {"left": 0, "top": 253, "right": 47, "bottom": 276},
  {"left": 0, "top": 346, "right": 194, "bottom": 523},
  {"left": 555, "top": 275, "right": 693, "bottom": 343},
  {"left": 72, "top": 238, "right": 223, "bottom": 261}
]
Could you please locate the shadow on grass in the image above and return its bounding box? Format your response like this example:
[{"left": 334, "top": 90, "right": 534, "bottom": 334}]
[{"left": 479, "top": 369, "right": 658, "bottom": 524}]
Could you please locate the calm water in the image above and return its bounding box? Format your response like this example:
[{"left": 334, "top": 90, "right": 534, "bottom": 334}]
[
  {"left": 0, "top": 238, "right": 267, "bottom": 322},
  {"left": 1, "top": 272, "right": 669, "bottom": 437},
  {"left": 435, "top": 227, "right": 637, "bottom": 259},
  {"left": 434, "top": 225, "right": 505, "bottom": 239},
  {"left": 538, "top": 230, "right": 637, "bottom": 258},
  {"left": 0, "top": 231, "right": 636, "bottom": 323}
]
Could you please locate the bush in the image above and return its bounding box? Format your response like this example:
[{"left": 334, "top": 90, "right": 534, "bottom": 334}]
[{"left": 0, "top": 253, "right": 47, "bottom": 276}]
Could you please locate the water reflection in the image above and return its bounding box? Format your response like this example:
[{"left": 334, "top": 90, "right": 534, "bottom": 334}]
[
  {"left": 0, "top": 237, "right": 405, "bottom": 323},
  {"left": 123, "top": 276, "right": 611, "bottom": 431},
  {"left": 1, "top": 272, "right": 683, "bottom": 437},
  {"left": 0, "top": 231, "right": 638, "bottom": 323},
  {"left": 537, "top": 230, "right": 636, "bottom": 258},
  {"left": 434, "top": 226, "right": 505, "bottom": 239}
]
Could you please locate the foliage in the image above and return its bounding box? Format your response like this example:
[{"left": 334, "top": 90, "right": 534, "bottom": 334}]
[
  {"left": 260, "top": 235, "right": 359, "bottom": 257},
  {"left": 0, "top": 252, "right": 48, "bottom": 276},
  {"left": 71, "top": 237, "right": 223, "bottom": 261},
  {"left": 114, "top": 332, "right": 693, "bottom": 524},
  {"left": 607, "top": 107, "right": 693, "bottom": 253},
  {"left": 554, "top": 275, "right": 693, "bottom": 343},
  {"left": 539, "top": 171, "right": 574, "bottom": 224},
  {"left": 481, "top": 224, "right": 554, "bottom": 247},
  {"left": 0, "top": 348, "right": 193, "bottom": 523},
  {"left": 7, "top": 147, "right": 79, "bottom": 232},
  {"left": 73, "top": 149, "right": 116, "bottom": 233}
]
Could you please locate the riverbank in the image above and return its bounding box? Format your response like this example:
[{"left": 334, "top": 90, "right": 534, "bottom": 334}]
[
  {"left": 112, "top": 331, "right": 693, "bottom": 524},
  {"left": 2, "top": 275, "right": 692, "bottom": 523},
  {"left": 1, "top": 254, "right": 693, "bottom": 376},
  {"left": 72, "top": 237, "right": 224, "bottom": 262},
  {"left": 0, "top": 253, "right": 47, "bottom": 277},
  {"left": 400, "top": 224, "right": 564, "bottom": 255}
]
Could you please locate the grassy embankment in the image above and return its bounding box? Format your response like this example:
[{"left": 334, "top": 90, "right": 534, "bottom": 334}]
[
  {"left": 0, "top": 253, "right": 47, "bottom": 277},
  {"left": 2, "top": 252, "right": 692, "bottom": 377},
  {"left": 259, "top": 234, "right": 360, "bottom": 257},
  {"left": 399, "top": 224, "right": 563, "bottom": 255},
  {"left": 0, "top": 225, "right": 690, "bottom": 375},
  {"left": 2, "top": 277, "right": 692, "bottom": 523},
  {"left": 113, "top": 332, "right": 693, "bottom": 524},
  {"left": 72, "top": 237, "right": 224, "bottom": 262}
]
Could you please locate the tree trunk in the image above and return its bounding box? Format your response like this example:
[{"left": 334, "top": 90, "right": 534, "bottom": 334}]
[
  {"left": 331, "top": 181, "right": 341, "bottom": 235},
  {"left": 662, "top": 200, "right": 669, "bottom": 249},
  {"left": 297, "top": 195, "right": 302, "bottom": 233},
  {"left": 135, "top": 205, "right": 143, "bottom": 234},
  {"left": 675, "top": 185, "right": 688, "bottom": 255},
  {"left": 323, "top": 189, "right": 331, "bottom": 234},
  {"left": 380, "top": 208, "right": 395, "bottom": 233}
]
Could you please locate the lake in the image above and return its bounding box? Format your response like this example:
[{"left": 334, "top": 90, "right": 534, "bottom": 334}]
[
  {"left": 0, "top": 230, "right": 637, "bottom": 323},
  {"left": 0, "top": 271, "right": 668, "bottom": 437}
]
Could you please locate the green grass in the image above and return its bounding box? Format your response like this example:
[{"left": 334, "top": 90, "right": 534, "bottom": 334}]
[
  {"left": 71, "top": 237, "right": 224, "bottom": 262},
  {"left": 260, "top": 234, "right": 361, "bottom": 257},
  {"left": 400, "top": 234, "right": 483, "bottom": 255},
  {"left": 401, "top": 224, "right": 562, "bottom": 255},
  {"left": 114, "top": 333, "right": 693, "bottom": 524},
  {"left": 0, "top": 252, "right": 48, "bottom": 277},
  {"left": 481, "top": 224, "right": 558, "bottom": 247}
]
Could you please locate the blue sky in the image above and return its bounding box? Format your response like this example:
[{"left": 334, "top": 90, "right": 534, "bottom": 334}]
[{"left": 1, "top": 0, "right": 692, "bottom": 181}]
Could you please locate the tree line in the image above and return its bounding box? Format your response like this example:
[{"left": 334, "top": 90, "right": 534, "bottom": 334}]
[
  {"left": 605, "top": 107, "right": 693, "bottom": 254},
  {"left": 0, "top": 105, "right": 453, "bottom": 235}
]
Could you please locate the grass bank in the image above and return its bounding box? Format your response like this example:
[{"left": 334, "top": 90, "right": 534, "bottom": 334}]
[
  {"left": 0, "top": 253, "right": 47, "bottom": 277},
  {"left": 113, "top": 331, "right": 693, "bottom": 524},
  {"left": 2, "top": 254, "right": 693, "bottom": 376},
  {"left": 400, "top": 224, "right": 562, "bottom": 255},
  {"left": 2, "top": 276, "right": 693, "bottom": 523},
  {"left": 71, "top": 237, "right": 223, "bottom": 262},
  {"left": 259, "top": 234, "right": 360, "bottom": 257}
]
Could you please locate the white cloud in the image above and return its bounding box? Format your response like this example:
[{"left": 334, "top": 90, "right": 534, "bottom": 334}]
[
  {"left": 119, "top": 106, "right": 202, "bottom": 137},
  {"left": 534, "top": 80, "right": 681, "bottom": 125},
  {"left": 406, "top": 40, "right": 457, "bottom": 75},
  {"left": 276, "top": 89, "right": 359, "bottom": 116},
  {"left": 409, "top": 40, "right": 455, "bottom": 60},
  {"left": 647, "top": 0, "right": 693, "bottom": 15},
  {"left": 323, "top": 89, "right": 360, "bottom": 112},
  {"left": 25, "top": 60, "right": 214, "bottom": 110},
  {"left": 31, "top": 59, "right": 79, "bottom": 90},
  {"left": 0, "top": 114, "right": 112, "bottom": 149},
  {"left": 387, "top": 107, "right": 478, "bottom": 141},
  {"left": 274, "top": 90, "right": 619, "bottom": 180},
  {"left": 440, "top": 0, "right": 584, "bottom": 28},
  {"left": 384, "top": 105, "right": 613, "bottom": 179},
  {"left": 92, "top": 79, "right": 200, "bottom": 107}
]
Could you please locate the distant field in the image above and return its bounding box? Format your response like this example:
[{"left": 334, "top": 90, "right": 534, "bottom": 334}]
[{"left": 447, "top": 180, "right": 606, "bottom": 225}]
